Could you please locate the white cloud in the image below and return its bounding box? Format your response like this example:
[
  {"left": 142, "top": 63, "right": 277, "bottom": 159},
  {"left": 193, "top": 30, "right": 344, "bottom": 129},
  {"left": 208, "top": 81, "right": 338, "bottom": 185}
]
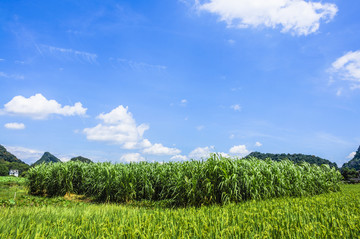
[
  {"left": 38, "top": 44, "right": 97, "bottom": 64},
  {"left": 142, "top": 143, "right": 181, "bottom": 156},
  {"left": 217, "top": 152, "right": 231, "bottom": 158},
  {"left": 346, "top": 152, "right": 356, "bottom": 159},
  {"left": 84, "top": 105, "right": 179, "bottom": 154},
  {"left": 229, "top": 134, "right": 235, "bottom": 139},
  {"left": 4, "top": 122, "right": 25, "bottom": 130},
  {"left": 229, "top": 144, "right": 250, "bottom": 157},
  {"left": 189, "top": 146, "right": 214, "bottom": 159},
  {"left": 84, "top": 106, "right": 150, "bottom": 149},
  {"left": 255, "top": 141, "right": 262, "bottom": 147},
  {"left": 231, "top": 104, "right": 241, "bottom": 111},
  {"left": 5, "top": 146, "right": 43, "bottom": 163},
  {"left": 171, "top": 154, "right": 188, "bottom": 161},
  {"left": 120, "top": 153, "right": 145, "bottom": 163},
  {"left": 197, "top": 0, "right": 337, "bottom": 36},
  {"left": 180, "top": 99, "right": 188, "bottom": 106},
  {"left": 3, "top": 94, "right": 87, "bottom": 119},
  {"left": 330, "top": 51, "right": 360, "bottom": 93},
  {"left": 59, "top": 157, "right": 71, "bottom": 162}
]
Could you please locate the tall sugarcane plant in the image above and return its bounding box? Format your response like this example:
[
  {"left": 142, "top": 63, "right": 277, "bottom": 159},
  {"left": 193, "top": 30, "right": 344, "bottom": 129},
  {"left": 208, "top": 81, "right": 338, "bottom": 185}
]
[{"left": 27, "top": 154, "right": 342, "bottom": 206}]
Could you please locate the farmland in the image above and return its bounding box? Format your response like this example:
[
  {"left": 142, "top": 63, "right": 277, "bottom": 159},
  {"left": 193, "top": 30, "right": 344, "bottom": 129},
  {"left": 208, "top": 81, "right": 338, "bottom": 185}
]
[{"left": 1, "top": 156, "right": 359, "bottom": 238}]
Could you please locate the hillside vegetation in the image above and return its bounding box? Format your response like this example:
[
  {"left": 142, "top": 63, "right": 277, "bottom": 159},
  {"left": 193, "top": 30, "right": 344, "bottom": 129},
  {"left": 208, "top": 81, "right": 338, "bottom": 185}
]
[
  {"left": 0, "top": 145, "right": 29, "bottom": 176},
  {"left": 70, "top": 156, "right": 93, "bottom": 164},
  {"left": 32, "top": 152, "right": 61, "bottom": 166},
  {"left": 342, "top": 146, "right": 360, "bottom": 170},
  {"left": 246, "top": 152, "right": 338, "bottom": 168}
]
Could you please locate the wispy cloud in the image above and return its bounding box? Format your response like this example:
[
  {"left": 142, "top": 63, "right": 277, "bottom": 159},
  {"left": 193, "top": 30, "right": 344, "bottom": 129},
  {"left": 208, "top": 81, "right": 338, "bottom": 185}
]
[
  {"left": 196, "top": 125, "right": 205, "bottom": 131},
  {"left": 5, "top": 145, "right": 43, "bottom": 164},
  {"left": 110, "top": 58, "right": 166, "bottom": 71},
  {"left": 231, "top": 104, "right": 241, "bottom": 111},
  {"left": 346, "top": 152, "right": 356, "bottom": 159},
  {"left": 316, "top": 132, "right": 350, "bottom": 146},
  {"left": 0, "top": 71, "right": 24, "bottom": 80},
  {"left": 38, "top": 44, "right": 97, "bottom": 64}
]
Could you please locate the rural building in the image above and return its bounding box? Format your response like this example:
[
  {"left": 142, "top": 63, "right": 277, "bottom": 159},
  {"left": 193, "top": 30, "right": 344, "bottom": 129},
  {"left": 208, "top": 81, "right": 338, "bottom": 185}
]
[{"left": 9, "top": 169, "right": 19, "bottom": 177}]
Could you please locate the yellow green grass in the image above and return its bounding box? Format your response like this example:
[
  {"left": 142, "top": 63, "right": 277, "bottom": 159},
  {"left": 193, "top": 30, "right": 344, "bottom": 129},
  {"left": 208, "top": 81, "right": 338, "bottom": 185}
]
[{"left": 0, "top": 181, "right": 359, "bottom": 238}]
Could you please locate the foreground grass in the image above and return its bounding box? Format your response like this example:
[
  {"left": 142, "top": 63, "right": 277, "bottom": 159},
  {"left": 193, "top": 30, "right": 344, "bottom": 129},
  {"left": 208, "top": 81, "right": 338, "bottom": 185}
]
[
  {"left": 0, "top": 176, "right": 27, "bottom": 205},
  {"left": 0, "top": 181, "right": 359, "bottom": 238}
]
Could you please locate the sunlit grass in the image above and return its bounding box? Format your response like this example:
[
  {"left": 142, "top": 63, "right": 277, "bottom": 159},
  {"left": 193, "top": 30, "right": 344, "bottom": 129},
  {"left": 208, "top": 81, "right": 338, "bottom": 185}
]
[{"left": 0, "top": 184, "right": 359, "bottom": 238}]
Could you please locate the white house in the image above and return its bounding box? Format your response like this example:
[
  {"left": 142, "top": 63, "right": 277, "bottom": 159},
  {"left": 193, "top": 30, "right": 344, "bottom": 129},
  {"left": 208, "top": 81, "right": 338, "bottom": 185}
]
[{"left": 9, "top": 169, "right": 19, "bottom": 177}]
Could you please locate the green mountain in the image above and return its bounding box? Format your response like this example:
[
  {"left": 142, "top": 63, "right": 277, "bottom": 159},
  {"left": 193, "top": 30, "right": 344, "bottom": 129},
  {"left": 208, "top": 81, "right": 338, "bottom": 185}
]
[
  {"left": 246, "top": 152, "right": 338, "bottom": 169},
  {"left": 0, "top": 144, "right": 25, "bottom": 164},
  {"left": 70, "top": 156, "right": 93, "bottom": 164},
  {"left": 342, "top": 146, "right": 360, "bottom": 170},
  {"left": 33, "top": 152, "right": 62, "bottom": 166},
  {"left": 0, "top": 144, "right": 29, "bottom": 176}
]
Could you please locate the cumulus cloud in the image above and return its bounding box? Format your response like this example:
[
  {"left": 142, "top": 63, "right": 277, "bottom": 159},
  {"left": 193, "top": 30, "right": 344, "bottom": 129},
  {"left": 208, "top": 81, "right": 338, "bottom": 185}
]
[
  {"left": 229, "top": 144, "right": 250, "bottom": 157},
  {"left": 255, "top": 141, "right": 262, "bottom": 147},
  {"left": 170, "top": 154, "right": 189, "bottom": 161},
  {"left": 4, "top": 122, "right": 25, "bottom": 130},
  {"left": 197, "top": 0, "right": 337, "bottom": 35},
  {"left": 346, "top": 152, "right": 356, "bottom": 160},
  {"left": 3, "top": 93, "right": 87, "bottom": 119},
  {"left": 59, "top": 157, "right": 71, "bottom": 162},
  {"left": 142, "top": 143, "right": 181, "bottom": 156},
  {"left": 120, "top": 153, "right": 145, "bottom": 163},
  {"left": 189, "top": 146, "right": 214, "bottom": 159},
  {"left": 84, "top": 105, "right": 181, "bottom": 154},
  {"left": 84, "top": 106, "right": 150, "bottom": 149},
  {"left": 330, "top": 51, "right": 360, "bottom": 93}
]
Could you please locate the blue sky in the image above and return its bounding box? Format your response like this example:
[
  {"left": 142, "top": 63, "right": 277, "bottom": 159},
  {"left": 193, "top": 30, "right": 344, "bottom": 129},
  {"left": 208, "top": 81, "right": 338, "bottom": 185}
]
[{"left": 1, "top": 0, "right": 359, "bottom": 166}]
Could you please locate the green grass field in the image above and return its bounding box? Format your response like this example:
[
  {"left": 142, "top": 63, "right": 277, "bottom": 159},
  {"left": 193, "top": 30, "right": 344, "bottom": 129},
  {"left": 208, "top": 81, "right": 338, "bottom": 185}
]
[{"left": 0, "top": 176, "right": 359, "bottom": 238}]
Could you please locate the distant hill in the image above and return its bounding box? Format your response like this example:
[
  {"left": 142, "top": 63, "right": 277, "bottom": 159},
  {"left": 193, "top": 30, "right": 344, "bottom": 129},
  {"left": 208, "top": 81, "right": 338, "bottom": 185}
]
[
  {"left": 246, "top": 152, "right": 338, "bottom": 169},
  {"left": 0, "top": 145, "right": 29, "bottom": 176},
  {"left": 70, "top": 156, "right": 93, "bottom": 164},
  {"left": 0, "top": 145, "right": 26, "bottom": 164},
  {"left": 32, "top": 152, "right": 62, "bottom": 166},
  {"left": 342, "top": 146, "right": 360, "bottom": 170}
]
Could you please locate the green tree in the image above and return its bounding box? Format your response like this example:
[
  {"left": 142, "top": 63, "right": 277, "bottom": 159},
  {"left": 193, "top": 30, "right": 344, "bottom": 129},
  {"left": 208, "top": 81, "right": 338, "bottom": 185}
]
[
  {"left": 0, "top": 163, "right": 9, "bottom": 176},
  {"left": 341, "top": 167, "right": 359, "bottom": 181}
]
